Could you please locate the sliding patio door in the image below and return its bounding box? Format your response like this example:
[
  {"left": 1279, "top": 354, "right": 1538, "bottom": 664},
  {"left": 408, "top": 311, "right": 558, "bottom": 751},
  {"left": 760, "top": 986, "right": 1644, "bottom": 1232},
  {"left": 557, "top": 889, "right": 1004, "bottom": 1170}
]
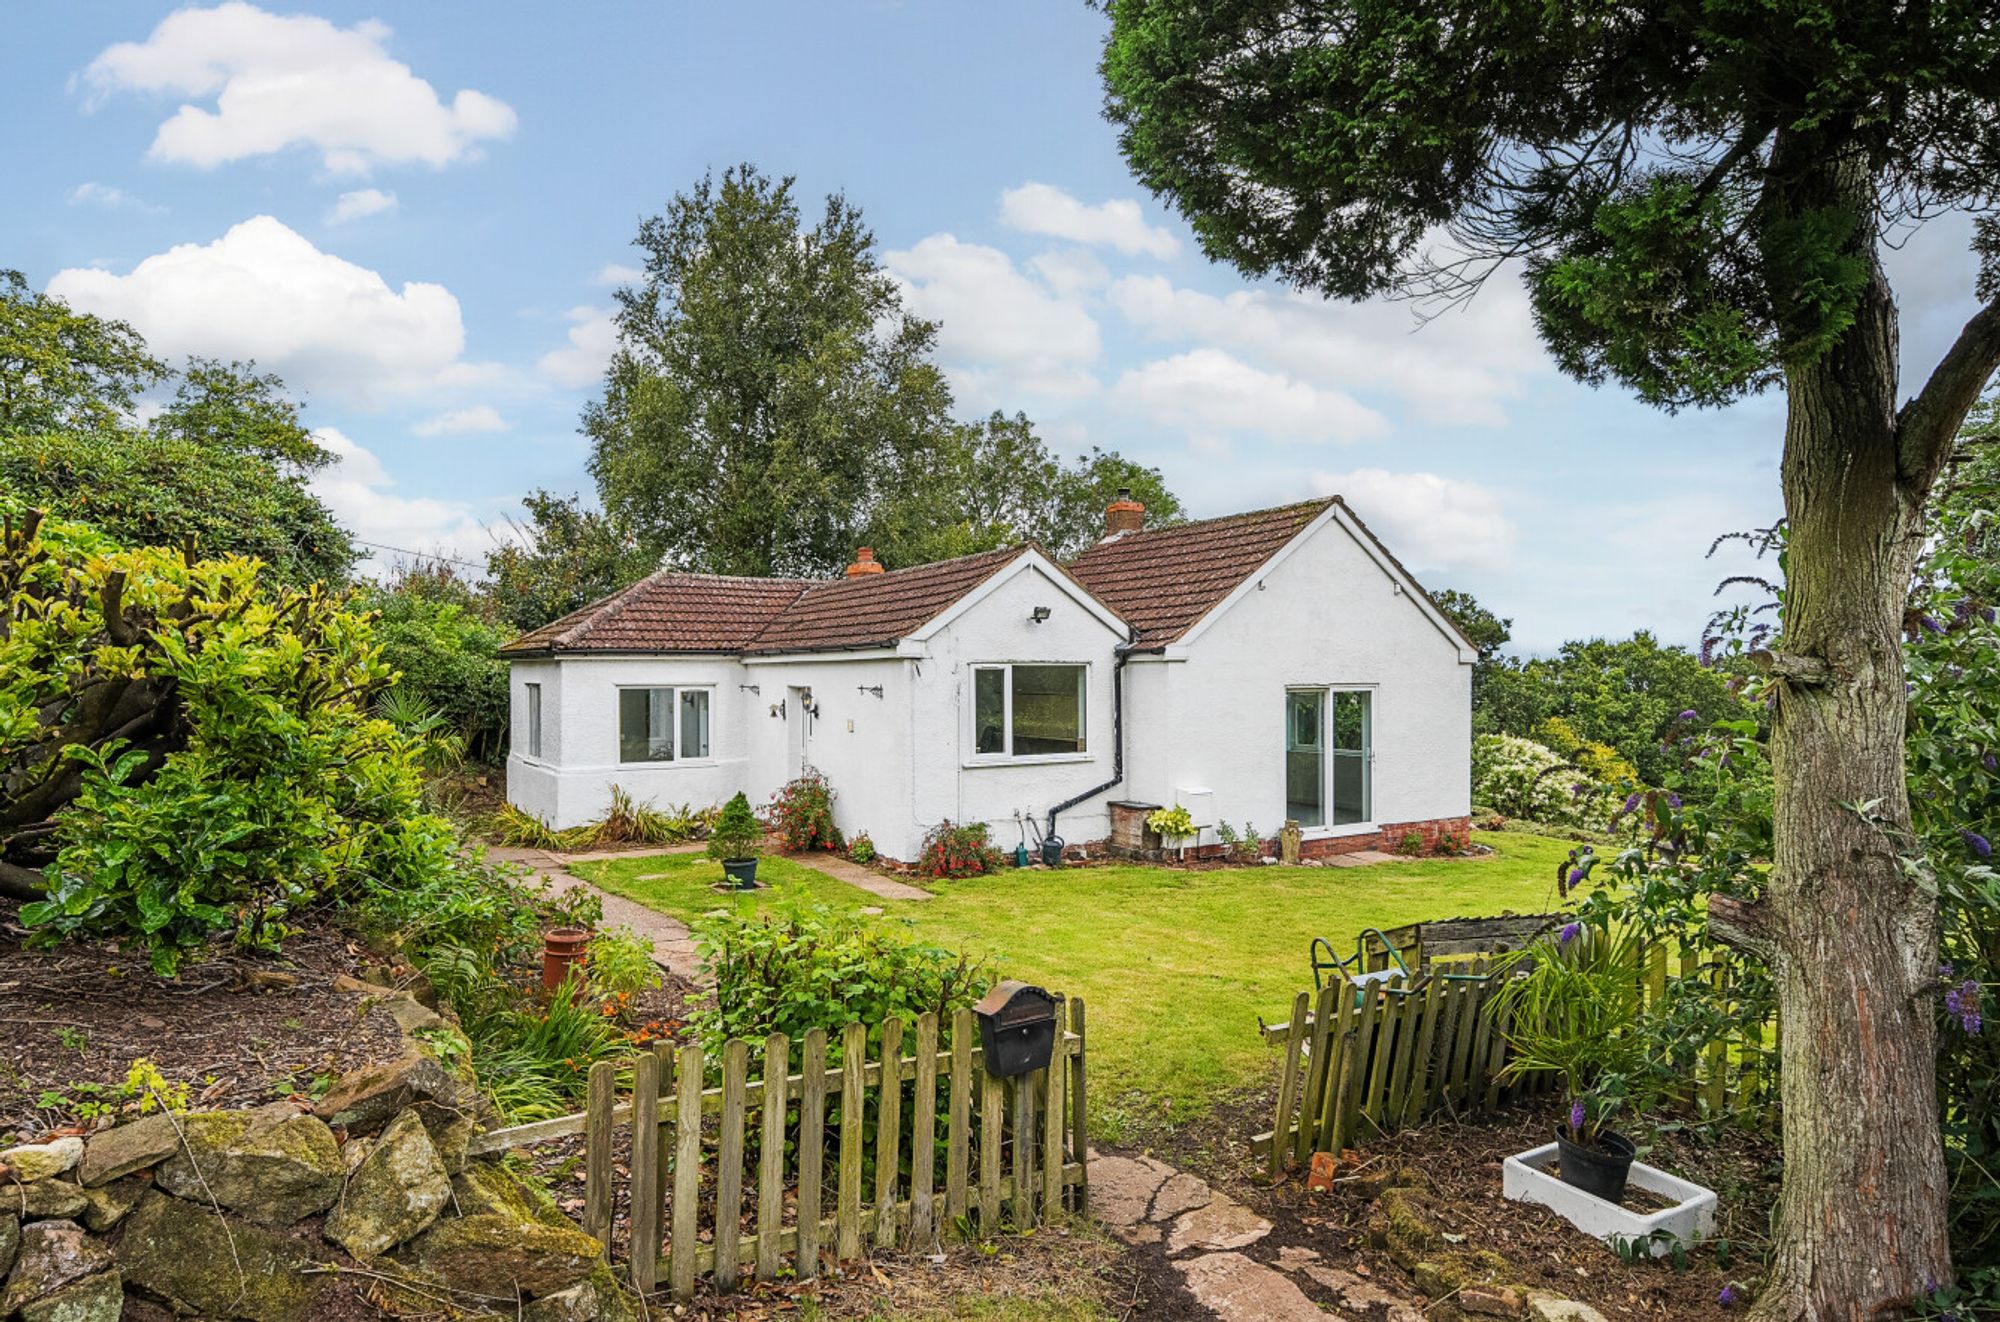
[{"left": 1284, "top": 688, "right": 1372, "bottom": 829}]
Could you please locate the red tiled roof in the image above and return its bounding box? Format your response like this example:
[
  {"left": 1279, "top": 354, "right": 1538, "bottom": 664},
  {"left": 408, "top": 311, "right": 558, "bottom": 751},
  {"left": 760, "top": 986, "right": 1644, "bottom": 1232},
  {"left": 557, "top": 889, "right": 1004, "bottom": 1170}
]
[
  {"left": 500, "top": 572, "right": 808, "bottom": 655},
  {"left": 1068, "top": 498, "right": 1335, "bottom": 648},
  {"left": 742, "top": 545, "right": 1028, "bottom": 653}
]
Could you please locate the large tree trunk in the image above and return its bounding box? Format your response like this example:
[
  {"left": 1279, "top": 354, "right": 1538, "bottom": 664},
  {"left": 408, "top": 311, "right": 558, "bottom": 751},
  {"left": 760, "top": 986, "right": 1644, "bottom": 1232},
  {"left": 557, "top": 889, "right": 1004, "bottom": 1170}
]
[{"left": 1752, "top": 164, "right": 1952, "bottom": 1316}]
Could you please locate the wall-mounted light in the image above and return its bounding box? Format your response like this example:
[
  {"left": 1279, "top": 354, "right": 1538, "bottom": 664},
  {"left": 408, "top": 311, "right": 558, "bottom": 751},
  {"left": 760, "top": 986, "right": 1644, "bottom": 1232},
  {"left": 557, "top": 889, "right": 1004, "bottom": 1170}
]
[
  {"left": 857, "top": 685, "right": 884, "bottom": 699},
  {"left": 739, "top": 684, "right": 761, "bottom": 694},
  {"left": 768, "top": 700, "right": 785, "bottom": 718},
  {"left": 1029, "top": 605, "right": 1052, "bottom": 624}
]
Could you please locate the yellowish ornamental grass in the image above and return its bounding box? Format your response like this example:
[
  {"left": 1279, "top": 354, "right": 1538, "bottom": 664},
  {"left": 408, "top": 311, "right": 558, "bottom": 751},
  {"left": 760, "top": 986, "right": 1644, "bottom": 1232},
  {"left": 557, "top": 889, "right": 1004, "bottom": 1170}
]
[{"left": 574, "top": 829, "right": 1576, "bottom": 1135}]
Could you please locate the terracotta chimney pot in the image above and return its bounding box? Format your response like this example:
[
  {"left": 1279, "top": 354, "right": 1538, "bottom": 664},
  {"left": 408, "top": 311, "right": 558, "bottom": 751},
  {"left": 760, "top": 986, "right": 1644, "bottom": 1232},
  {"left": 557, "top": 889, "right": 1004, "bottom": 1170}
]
[
  {"left": 1106, "top": 487, "right": 1145, "bottom": 535},
  {"left": 846, "top": 547, "right": 886, "bottom": 577}
]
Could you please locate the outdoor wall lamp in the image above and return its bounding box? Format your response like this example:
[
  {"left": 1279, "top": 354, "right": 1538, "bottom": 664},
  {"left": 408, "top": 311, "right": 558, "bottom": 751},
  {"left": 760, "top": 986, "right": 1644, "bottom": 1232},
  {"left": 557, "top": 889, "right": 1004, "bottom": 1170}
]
[
  {"left": 1029, "top": 605, "right": 1052, "bottom": 624},
  {"left": 857, "top": 685, "right": 884, "bottom": 698}
]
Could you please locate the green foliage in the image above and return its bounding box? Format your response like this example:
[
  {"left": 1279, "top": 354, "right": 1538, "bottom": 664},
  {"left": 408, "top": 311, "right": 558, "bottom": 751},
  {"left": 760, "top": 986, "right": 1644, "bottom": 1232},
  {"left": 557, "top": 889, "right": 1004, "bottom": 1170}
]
[
  {"left": 0, "top": 269, "right": 164, "bottom": 435},
  {"left": 488, "top": 790, "right": 713, "bottom": 853},
  {"left": 1535, "top": 716, "right": 1638, "bottom": 788},
  {"left": 691, "top": 905, "right": 989, "bottom": 1059},
  {"left": 0, "top": 430, "right": 356, "bottom": 587},
  {"left": 707, "top": 791, "right": 763, "bottom": 861},
  {"left": 769, "top": 769, "right": 841, "bottom": 852},
  {"left": 10, "top": 539, "right": 439, "bottom": 973},
  {"left": 845, "top": 833, "right": 876, "bottom": 864},
  {"left": 1145, "top": 805, "right": 1196, "bottom": 843},
  {"left": 149, "top": 357, "right": 330, "bottom": 471},
  {"left": 916, "top": 820, "right": 1004, "bottom": 880},
  {"left": 586, "top": 925, "right": 663, "bottom": 999},
  {"left": 1491, "top": 916, "right": 1655, "bottom": 1144},
  {"left": 484, "top": 490, "right": 656, "bottom": 634},
  {"left": 359, "top": 563, "right": 512, "bottom": 761},
  {"left": 1474, "top": 633, "right": 1752, "bottom": 789}
]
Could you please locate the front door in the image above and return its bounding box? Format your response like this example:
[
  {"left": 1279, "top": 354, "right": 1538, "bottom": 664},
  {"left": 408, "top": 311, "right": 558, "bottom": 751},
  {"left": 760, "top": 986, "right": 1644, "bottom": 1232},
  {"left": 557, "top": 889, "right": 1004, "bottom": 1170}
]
[{"left": 787, "top": 686, "right": 813, "bottom": 779}]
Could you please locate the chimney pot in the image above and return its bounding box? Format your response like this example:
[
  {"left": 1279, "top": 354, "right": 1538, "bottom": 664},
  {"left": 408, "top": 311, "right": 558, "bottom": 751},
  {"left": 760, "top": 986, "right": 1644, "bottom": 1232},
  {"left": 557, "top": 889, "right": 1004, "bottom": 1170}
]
[
  {"left": 1105, "top": 488, "right": 1145, "bottom": 536},
  {"left": 845, "top": 547, "right": 886, "bottom": 577}
]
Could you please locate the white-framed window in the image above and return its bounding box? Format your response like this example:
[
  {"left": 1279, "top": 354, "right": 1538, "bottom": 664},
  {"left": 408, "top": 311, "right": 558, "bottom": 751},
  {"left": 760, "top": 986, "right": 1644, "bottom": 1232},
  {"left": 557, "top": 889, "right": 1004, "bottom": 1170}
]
[
  {"left": 971, "top": 663, "right": 1087, "bottom": 759},
  {"left": 617, "top": 686, "right": 712, "bottom": 764},
  {"left": 1285, "top": 687, "right": 1372, "bottom": 828},
  {"left": 524, "top": 682, "right": 543, "bottom": 759}
]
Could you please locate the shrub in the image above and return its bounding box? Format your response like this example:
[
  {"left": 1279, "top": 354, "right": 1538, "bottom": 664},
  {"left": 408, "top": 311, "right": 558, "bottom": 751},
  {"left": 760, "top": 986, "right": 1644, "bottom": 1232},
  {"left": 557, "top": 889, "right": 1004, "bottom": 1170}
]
[
  {"left": 1146, "top": 804, "right": 1196, "bottom": 843},
  {"left": 360, "top": 564, "right": 513, "bottom": 762},
  {"left": 769, "top": 768, "right": 841, "bottom": 852},
  {"left": 846, "top": 833, "right": 876, "bottom": 864},
  {"left": 1471, "top": 734, "right": 1602, "bottom": 829},
  {"left": 707, "top": 792, "right": 763, "bottom": 861},
  {"left": 1535, "top": 716, "right": 1639, "bottom": 787},
  {"left": 1394, "top": 830, "right": 1425, "bottom": 856},
  {"left": 691, "top": 905, "right": 988, "bottom": 1058},
  {"left": 587, "top": 925, "right": 663, "bottom": 999},
  {"left": 915, "top": 820, "right": 1004, "bottom": 880}
]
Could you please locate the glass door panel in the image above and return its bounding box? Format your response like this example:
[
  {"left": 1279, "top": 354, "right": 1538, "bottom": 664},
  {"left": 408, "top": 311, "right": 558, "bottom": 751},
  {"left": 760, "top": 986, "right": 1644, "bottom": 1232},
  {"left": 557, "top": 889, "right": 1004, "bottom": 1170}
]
[
  {"left": 1285, "top": 690, "right": 1325, "bottom": 827},
  {"left": 1331, "top": 691, "right": 1371, "bottom": 824}
]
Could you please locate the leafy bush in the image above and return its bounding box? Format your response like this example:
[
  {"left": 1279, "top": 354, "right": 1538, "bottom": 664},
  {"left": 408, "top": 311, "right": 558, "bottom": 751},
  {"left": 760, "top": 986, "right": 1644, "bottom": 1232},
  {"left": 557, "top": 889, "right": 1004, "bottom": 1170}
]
[
  {"left": 1146, "top": 804, "right": 1196, "bottom": 843},
  {"left": 845, "top": 833, "right": 876, "bottom": 864},
  {"left": 915, "top": 820, "right": 1004, "bottom": 880},
  {"left": 707, "top": 792, "right": 763, "bottom": 861},
  {"left": 1535, "top": 716, "right": 1638, "bottom": 786},
  {"left": 6, "top": 521, "right": 446, "bottom": 973},
  {"left": 769, "top": 768, "right": 841, "bottom": 852},
  {"left": 587, "top": 925, "right": 663, "bottom": 999},
  {"left": 1471, "top": 734, "right": 1603, "bottom": 829},
  {"left": 691, "top": 905, "right": 988, "bottom": 1058},
  {"left": 360, "top": 564, "right": 512, "bottom": 761}
]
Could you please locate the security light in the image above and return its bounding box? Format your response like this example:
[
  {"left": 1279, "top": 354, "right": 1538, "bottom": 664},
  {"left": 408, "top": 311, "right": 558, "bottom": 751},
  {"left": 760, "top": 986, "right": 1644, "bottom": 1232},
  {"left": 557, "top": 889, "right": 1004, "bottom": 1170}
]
[{"left": 1030, "top": 605, "right": 1052, "bottom": 623}]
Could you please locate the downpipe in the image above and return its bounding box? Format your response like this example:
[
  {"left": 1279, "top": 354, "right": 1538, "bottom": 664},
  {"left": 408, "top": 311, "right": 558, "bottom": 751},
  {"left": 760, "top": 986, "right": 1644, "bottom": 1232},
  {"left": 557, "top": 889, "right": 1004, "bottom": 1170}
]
[{"left": 1044, "top": 645, "right": 1133, "bottom": 853}]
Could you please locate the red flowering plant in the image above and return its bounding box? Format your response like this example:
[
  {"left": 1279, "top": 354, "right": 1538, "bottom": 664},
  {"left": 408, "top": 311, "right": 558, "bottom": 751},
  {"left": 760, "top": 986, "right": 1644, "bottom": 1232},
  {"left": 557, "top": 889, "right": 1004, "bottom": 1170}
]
[
  {"left": 769, "top": 768, "right": 842, "bottom": 852},
  {"left": 916, "top": 820, "right": 1004, "bottom": 880}
]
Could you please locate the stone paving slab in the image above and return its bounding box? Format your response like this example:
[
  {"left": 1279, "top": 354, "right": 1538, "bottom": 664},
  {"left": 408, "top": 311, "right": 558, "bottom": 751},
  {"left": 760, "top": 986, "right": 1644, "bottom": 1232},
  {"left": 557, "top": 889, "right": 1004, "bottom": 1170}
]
[
  {"left": 1174, "top": 1253, "right": 1328, "bottom": 1322},
  {"left": 786, "top": 851, "right": 935, "bottom": 901}
]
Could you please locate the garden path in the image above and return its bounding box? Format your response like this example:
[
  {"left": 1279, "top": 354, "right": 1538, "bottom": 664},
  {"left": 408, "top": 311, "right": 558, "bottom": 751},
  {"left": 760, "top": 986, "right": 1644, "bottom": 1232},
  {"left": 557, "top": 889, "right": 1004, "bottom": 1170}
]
[
  {"left": 785, "top": 850, "right": 935, "bottom": 901},
  {"left": 1091, "top": 1149, "right": 1426, "bottom": 1321},
  {"left": 486, "top": 844, "right": 705, "bottom": 981}
]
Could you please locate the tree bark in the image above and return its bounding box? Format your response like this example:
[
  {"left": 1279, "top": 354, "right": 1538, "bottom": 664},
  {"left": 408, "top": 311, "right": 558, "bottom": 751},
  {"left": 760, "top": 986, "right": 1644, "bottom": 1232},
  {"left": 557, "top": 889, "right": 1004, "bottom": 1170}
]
[{"left": 1752, "top": 140, "right": 1954, "bottom": 1319}]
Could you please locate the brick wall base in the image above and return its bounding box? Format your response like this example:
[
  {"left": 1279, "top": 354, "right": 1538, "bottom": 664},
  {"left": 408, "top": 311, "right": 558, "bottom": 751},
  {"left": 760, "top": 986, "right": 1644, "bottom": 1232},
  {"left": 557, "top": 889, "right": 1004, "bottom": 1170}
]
[{"left": 1089, "top": 814, "right": 1474, "bottom": 863}]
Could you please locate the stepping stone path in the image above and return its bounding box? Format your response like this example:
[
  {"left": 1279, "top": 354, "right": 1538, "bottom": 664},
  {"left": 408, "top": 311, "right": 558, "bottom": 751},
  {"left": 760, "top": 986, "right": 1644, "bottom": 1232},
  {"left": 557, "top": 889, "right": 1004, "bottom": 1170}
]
[
  {"left": 786, "top": 850, "right": 935, "bottom": 901},
  {"left": 1091, "top": 1149, "right": 1427, "bottom": 1321}
]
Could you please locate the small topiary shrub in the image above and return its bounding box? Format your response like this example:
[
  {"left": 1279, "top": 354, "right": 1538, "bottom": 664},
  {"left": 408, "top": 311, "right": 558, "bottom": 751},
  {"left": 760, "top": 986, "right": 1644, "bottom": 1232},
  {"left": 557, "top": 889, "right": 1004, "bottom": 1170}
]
[
  {"left": 707, "top": 792, "right": 763, "bottom": 862},
  {"left": 769, "top": 768, "right": 841, "bottom": 852},
  {"left": 915, "top": 820, "right": 1004, "bottom": 880}
]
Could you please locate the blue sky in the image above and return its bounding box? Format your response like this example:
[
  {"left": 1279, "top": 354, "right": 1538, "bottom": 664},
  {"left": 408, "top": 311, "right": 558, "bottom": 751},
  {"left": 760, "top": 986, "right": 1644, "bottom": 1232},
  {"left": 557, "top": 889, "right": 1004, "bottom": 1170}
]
[{"left": 5, "top": 3, "right": 1988, "bottom": 653}]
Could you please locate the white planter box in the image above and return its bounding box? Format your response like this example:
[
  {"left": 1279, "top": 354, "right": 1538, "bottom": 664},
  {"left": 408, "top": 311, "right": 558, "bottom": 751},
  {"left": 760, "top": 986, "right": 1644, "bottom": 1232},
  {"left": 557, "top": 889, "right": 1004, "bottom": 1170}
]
[{"left": 1502, "top": 1142, "right": 1716, "bottom": 1258}]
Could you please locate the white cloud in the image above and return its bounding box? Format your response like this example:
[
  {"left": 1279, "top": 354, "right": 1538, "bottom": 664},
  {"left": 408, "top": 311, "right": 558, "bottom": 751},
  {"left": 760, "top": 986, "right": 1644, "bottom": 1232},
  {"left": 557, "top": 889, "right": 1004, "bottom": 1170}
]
[
  {"left": 1000, "top": 183, "right": 1178, "bottom": 260},
  {"left": 537, "top": 306, "right": 618, "bottom": 389},
  {"left": 310, "top": 427, "right": 496, "bottom": 570},
  {"left": 1112, "top": 348, "right": 1390, "bottom": 444},
  {"left": 46, "top": 215, "right": 476, "bottom": 406},
  {"left": 327, "top": 187, "right": 396, "bottom": 224},
  {"left": 594, "top": 263, "right": 643, "bottom": 287},
  {"left": 412, "top": 405, "right": 508, "bottom": 437},
  {"left": 68, "top": 182, "right": 160, "bottom": 212},
  {"left": 1308, "top": 468, "right": 1517, "bottom": 573},
  {"left": 1028, "top": 248, "right": 1110, "bottom": 302},
  {"left": 1110, "top": 271, "right": 1546, "bottom": 428},
  {"left": 885, "top": 233, "right": 1100, "bottom": 406},
  {"left": 82, "top": 3, "right": 516, "bottom": 174}
]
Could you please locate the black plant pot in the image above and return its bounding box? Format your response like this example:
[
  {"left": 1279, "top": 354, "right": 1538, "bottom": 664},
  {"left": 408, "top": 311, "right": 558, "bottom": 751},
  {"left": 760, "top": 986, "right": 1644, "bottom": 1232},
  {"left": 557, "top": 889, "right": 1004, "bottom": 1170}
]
[
  {"left": 1554, "top": 1127, "right": 1637, "bottom": 1205},
  {"left": 721, "top": 857, "right": 760, "bottom": 889}
]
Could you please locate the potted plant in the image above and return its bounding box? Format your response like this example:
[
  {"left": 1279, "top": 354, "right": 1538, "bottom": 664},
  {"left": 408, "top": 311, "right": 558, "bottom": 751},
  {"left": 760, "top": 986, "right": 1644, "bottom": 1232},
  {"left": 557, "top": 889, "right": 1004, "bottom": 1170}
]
[
  {"left": 707, "top": 791, "right": 764, "bottom": 889},
  {"left": 1146, "top": 804, "right": 1197, "bottom": 859},
  {"left": 1489, "top": 917, "right": 1658, "bottom": 1203}
]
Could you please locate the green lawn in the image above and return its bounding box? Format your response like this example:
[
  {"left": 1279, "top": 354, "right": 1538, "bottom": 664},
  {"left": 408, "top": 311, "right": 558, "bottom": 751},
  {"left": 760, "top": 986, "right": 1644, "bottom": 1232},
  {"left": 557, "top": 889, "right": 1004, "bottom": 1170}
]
[{"left": 574, "top": 831, "right": 1574, "bottom": 1134}]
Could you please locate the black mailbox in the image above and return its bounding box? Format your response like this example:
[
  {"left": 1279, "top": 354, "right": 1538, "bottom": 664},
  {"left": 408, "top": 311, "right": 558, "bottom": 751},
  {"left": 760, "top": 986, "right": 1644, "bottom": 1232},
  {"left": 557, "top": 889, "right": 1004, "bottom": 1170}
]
[{"left": 974, "top": 981, "right": 1058, "bottom": 1078}]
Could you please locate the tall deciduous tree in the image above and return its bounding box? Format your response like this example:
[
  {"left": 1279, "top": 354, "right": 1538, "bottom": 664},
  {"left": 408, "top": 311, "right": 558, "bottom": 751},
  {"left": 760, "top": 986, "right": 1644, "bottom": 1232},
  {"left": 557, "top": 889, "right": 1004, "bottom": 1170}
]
[
  {"left": 0, "top": 269, "right": 163, "bottom": 435},
  {"left": 586, "top": 165, "right": 955, "bottom": 577},
  {"left": 1103, "top": 5, "right": 2000, "bottom": 1313},
  {"left": 151, "top": 357, "right": 329, "bottom": 471},
  {"left": 484, "top": 490, "right": 657, "bottom": 632}
]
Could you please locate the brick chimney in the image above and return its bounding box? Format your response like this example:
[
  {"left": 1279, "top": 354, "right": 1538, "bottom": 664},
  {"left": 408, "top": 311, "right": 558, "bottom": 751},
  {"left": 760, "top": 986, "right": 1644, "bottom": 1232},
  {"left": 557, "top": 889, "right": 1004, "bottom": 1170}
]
[
  {"left": 845, "top": 547, "right": 886, "bottom": 577},
  {"left": 1106, "top": 487, "right": 1145, "bottom": 536}
]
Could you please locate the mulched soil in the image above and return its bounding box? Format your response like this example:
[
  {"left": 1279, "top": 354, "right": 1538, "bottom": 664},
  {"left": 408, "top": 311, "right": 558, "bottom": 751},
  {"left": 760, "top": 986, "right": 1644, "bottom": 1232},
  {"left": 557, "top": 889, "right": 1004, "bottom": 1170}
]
[
  {"left": 1135, "top": 1075, "right": 1779, "bottom": 1322},
  {"left": 0, "top": 898, "right": 407, "bottom": 1142}
]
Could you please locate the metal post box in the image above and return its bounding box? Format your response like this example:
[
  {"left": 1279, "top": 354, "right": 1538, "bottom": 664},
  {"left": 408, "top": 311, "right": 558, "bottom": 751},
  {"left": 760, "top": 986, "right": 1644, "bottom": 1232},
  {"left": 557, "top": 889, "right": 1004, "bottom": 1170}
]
[{"left": 973, "top": 980, "right": 1058, "bottom": 1078}]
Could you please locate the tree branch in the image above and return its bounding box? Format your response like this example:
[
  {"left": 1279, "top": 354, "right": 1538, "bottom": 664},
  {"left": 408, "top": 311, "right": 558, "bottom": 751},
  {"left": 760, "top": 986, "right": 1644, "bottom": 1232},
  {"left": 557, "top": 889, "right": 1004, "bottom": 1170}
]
[
  {"left": 1897, "top": 294, "right": 2000, "bottom": 491},
  {"left": 1749, "top": 649, "right": 1830, "bottom": 684},
  {"left": 1707, "top": 894, "right": 1776, "bottom": 963},
  {"left": 0, "top": 861, "right": 46, "bottom": 902}
]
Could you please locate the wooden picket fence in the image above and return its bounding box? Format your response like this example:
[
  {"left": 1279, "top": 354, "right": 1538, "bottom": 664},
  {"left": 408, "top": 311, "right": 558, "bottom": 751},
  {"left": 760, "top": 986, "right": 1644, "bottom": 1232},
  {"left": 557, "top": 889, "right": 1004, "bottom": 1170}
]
[
  {"left": 1255, "top": 941, "right": 1778, "bottom": 1177},
  {"left": 475, "top": 998, "right": 1087, "bottom": 1299}
]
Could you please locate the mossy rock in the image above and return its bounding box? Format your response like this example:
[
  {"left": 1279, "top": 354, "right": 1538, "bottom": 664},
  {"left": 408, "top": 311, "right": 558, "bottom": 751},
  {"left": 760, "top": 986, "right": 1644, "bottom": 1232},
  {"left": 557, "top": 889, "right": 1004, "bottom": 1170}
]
[
  {"left": 325, "top": 1109, "right": 452, "bottom": 1259},
  {"left": 77, "top": 1113, "right": 181, "bottom": 1187},
  {"left": 154, "top": 1108, "right": 342, "bottom": 1225},
  {"left": 17, "top": 1270, "right": 122, "bottom": 1322},
  {"left": 79, "top": 1177, "right": 146, "bottom": 1232},
  {"left": 518, "top": 1261, "right": 640, "bottom": 1322},
  {"left": 0, "top": 1137, "right": 83, "bottom": 1183},
  {"left": 1369, "top": 1185, "right": 1436, "bottom": 1270},
  {"left": 398, "top": 1161, "right": 601, "bottom": 1300},
  {"left": 1, "top": 1211, "right": 18, "bottom": 1277},
  {"left": 0, "top": 1221, "right": 113, "bottom": 1315},
  {"left": 3, "top": 1178, "right": 88, "bottom": 1220},
  {"left": 118, "top": 1190, "right": 333, "bottom": 1322}
]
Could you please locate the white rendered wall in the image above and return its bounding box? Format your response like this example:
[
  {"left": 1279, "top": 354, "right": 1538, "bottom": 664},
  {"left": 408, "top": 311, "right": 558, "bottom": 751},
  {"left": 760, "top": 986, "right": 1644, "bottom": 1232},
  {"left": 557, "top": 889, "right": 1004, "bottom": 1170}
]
[
  {"left": 738, "top": 653, "right": 913, "bottom": 856},
  {"left": 1124, "top": 514, "right": 1472, "bottom": 841},
  {"left": 906, "top": 563, "right": 1126, "bottom": 860},
  {"left": 505, "top": 654, "right": 756, "bottom": 829}
]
